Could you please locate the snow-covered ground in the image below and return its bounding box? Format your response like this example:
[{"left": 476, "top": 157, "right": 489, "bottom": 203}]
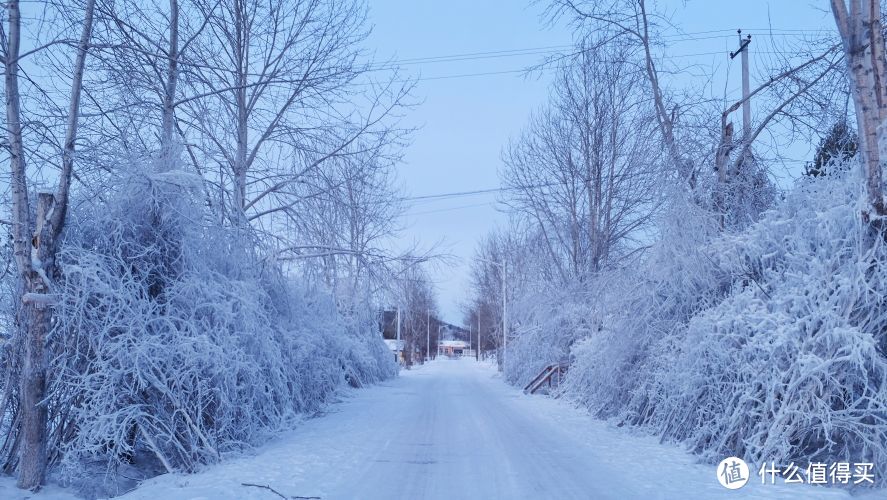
[{"left": 2, "top": 358, "right": 883, "bottom": 499}]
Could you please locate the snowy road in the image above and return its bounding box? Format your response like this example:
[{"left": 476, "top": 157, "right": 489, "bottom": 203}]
[{"left": 80, "top": 358, "right": 869, "bottom": 500}]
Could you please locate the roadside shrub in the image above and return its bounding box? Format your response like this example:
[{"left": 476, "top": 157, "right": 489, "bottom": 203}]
[{"left": 46, "top": 164, "right": 395, "bottom": 491}]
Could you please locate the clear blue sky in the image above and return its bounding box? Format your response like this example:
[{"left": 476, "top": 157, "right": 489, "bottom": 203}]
[{"left": 365, "top": 1, "right": 835, "bottom": 324}]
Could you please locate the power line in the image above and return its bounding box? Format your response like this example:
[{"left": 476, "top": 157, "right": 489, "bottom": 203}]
[
  {"left": 360, "top": 35, "right": 834, "bottom": 84},
  {"left": 403, "top": 182, "right": 563, "bottom": 203},
  {"left": 366, "top": 47, "right": 571, "bottom": 74},
  {"left": 414, "top": 68, "right": 532, "bottom": 82},
  {"left": 404, "top": 187, "right": 504, "bottom": 201},
  {"left": 376, "top": 44, "right": 573, "bottom": 66},
  {"left": 387, "top": 51, "right": 809, "bottom": 85},
  {"left": 366, "top": 30, "right": 832, "bottom": 73},
  {"left": 660, "top": 31, "right": 832, "bottom": 43},
  {"left": 407, "top": 201, "right": 498, "bottom": 216}
]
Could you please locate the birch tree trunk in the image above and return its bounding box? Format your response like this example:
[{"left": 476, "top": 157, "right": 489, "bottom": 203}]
[
  {"left": 232, "top": 0, "right": 249, "bottom": 222},
  {"left": 5, "top": 0, "right": 29, "bottom": 278},
  {"left": 4, "top": 0, "right": 43, "bottom": 487},
  {"left": 4, "top": 0, "right": 95, "bottom": 488},
  {"left": 160, "top": 0, "right": 180, "bottom": 169},
  {"left": 832, "top": 0, "right": 887, "bottom": 222}
]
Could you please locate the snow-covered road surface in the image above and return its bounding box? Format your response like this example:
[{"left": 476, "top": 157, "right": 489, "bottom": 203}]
[
  {"left": 114, "top": 358, "right": 870, "bottom": 500},
  {"left": 3, "top": 358, "right": 876, "bottom": 499}
]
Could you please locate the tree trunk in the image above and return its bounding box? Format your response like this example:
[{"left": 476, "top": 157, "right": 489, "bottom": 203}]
[
  {"left": 159, "top": 0, "right": 179, "bottom": 169},
  {"left": 17, "top": 301, "right": 50, "bottom": 491},
  {"left": 638, "top": 0, "right": 688, "bottom": 186},
  {"left": 231, "top": 0, "right": 249, "bottom": 224},
  {"left": 17, "top": 194, "right": 58, "bottom": 490},
  {"left": 6, "top": 0, "right": 94, "bottom": 487},
  {"left": 3, "top": 0, "right": 44, "bottom": 488},
  {"left": 5, "top": 0, "right": 29, "bottom": 276},
  {"left": 832, "top": 0, "right": 887, "bottom": 223}
]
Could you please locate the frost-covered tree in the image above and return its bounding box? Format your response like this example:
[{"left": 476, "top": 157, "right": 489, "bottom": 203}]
[
  {"left": 549, "top": 0, "right": 844, "bottom": 225},
  {"left": 0, "top": 0, "right": 404, "bottom": 493},
  {"left": 181, "top": 0, "right": 412, "bottom": 228},
  {"left": 496, "top": 1, "right": 887, "bottom": 488},
  {"left": 502, "top": 40, "right": 661, "bottom": 282},
  {"left": 283, "top": 146, "right": 406, "bottom": 307},
  {"left": 467, "top": 224, "right": 548, "bottom": 372},
  {"left": 389, "top": 265, "right": 437, "bottom": 367},
  {"left": 467, "top": 232, "right": 510, "bottom": 361},
  {"left": 806, "top": 120, "right": 857, "bottom": 177}
]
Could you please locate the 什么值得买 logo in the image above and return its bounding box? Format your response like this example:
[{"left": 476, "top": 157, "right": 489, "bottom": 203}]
[{"left": 717, "top": 457, "right": 749, "bottom": 489}]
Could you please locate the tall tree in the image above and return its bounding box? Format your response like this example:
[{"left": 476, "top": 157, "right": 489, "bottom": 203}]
[
  {"left": 545, "top": 0, "right": 689, "bottom": 184},
  {"left": 391, "top": 266, "right": 437, "bottom": 367},
  {"left": 288, "top": 147, "right": 404, "bottom": 304},
  {"left": 182, "top": 0, "right": 410, "bottom": 227},
  {"left": 550, "top": 0, "right": 844, "bottom": 227},
  {"left": 3, "top": 0, "right": 96, "bottom": 489},
  {"left": 502, "top": 41, "right": 660, "bottom": 282}
]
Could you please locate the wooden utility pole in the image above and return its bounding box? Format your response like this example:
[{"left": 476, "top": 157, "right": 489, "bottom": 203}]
[
  {"left": 714, "top": 29, "right": 753, "bottom": 229},
  {"left": 477, "top": 313, "right": 481, "bottom": 361},
  {"left": 502, "top": 260, "right": 507, "bottom": 372},
  {"left": 396, "top": 307, "right": 401, "bottom": 364},
  {"left": 730, "top": 30, "right": 752, "bottom": 140}
]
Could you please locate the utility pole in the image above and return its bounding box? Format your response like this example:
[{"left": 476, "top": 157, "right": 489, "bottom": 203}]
[
  {"left": 426, "top": 309, "right": 430, "bottom": 362},
  {"left": 477, "top": 313, "right": 481, "bottom": 361},
  {"left": 502, "top": 260, "right": 507, "bottom": 372},
  {"left": 730, "top": 29, "right": 752, "bottom": 140},
  {"left": 396, "top": 307, "right": 401, "bottom": 365}
]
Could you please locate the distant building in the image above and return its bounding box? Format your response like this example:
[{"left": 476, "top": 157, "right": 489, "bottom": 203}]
[
  {"left": 438, "top": 340, "right": 472, "bottom": 357},
  {"left": 378, "top": 309, "right": 473, "bottom": 362}
]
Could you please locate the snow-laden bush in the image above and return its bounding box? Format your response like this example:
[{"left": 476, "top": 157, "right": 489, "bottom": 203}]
[
  {"left": 563, "top": 163, "right": 887, "bottom": 485},
  {"left": 504, "top": 281, "right": 601, "bottom": 388},
  {"left": 653, "top": 166, "right": 887, "bottom": 481},
  {"left": 564, "top": 191, "right": 726, "bottom": 424},
  {"left": 45, "top": 164, "right": 395, "bottom": 490}
]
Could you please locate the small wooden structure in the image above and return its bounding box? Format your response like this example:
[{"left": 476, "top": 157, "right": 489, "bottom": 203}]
[{"left": 523, "top": 361, "right": 569, "bottom": 395}]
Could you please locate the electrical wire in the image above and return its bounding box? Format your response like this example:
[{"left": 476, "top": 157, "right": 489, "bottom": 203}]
[
  {"left": 366, "top": 29, "right": 833, "bottom": 73},
  {"left": 407, "top": 201, "right": 498, "bottom": 216}
]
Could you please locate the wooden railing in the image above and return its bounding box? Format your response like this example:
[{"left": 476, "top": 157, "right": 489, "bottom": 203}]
[{"left": 523, "top": 361, "right": 569, "bottom": 395}]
